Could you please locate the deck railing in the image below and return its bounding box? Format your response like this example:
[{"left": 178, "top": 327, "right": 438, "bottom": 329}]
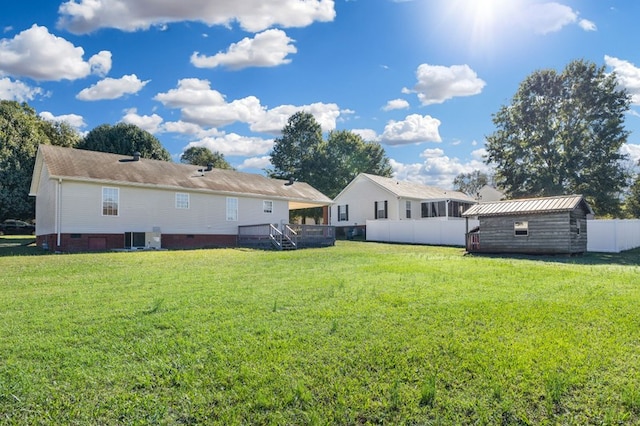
[{"left": 238, "top": 223, "right": 335, "bottom": 250}]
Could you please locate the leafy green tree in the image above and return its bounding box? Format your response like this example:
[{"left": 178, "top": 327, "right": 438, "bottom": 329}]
[
  {"left": 319, "top": 130, "right": 392, "bottom": 198},
  {"left": 0, "top": 101, "right": 80, "bottom": 220},
  {"left": 625, "top": 174, "right": 640, "bottom": 218},
  {"left": 453, "top": 170, "right": 490, "bottom": 197},
  {"left": 77, "top": 123, "right": 171, "bottom": 161},
  {"left": 180, "top": 146, "right": 233, "bottom": 169},
  {"left": 268, "top": 112, "right": 393, "bottom": 223},
  {"left": 267, "top": 111, "right": 324, "bottom": 183},
  {"left": 485, "top": 59, "right": 630, "bottom": 216}
]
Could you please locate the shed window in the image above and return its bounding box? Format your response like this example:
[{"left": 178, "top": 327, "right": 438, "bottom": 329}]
[
  {"left": 263, "top": 200, "right": 273, "bottom": 214},
  {"left": 176, "top": 192, "right": 189, "bottom": 209},
  {"left": 514, "top": 221, "right": 528, "bottom": 236},
  {"left": 406, "top": 201, "right": 412, "bottom": 219},
  {"left": 102, "top": 187, "right": 119, "bottom": 216},
  {"left": 226, "top": 197, "right": 238, "bottom": 221}
]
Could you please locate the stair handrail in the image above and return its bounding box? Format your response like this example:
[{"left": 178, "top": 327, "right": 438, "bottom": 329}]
[
  {"left": 283, "top": 224, "right": 298, "bottom": 248},
  {"left": 269, "top": 224, "right": 283, "bottom": 249}
]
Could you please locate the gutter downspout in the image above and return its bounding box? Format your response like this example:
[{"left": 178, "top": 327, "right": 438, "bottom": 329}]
[{"left": 57, "top": 178, "right": 62, "bottom": 248}]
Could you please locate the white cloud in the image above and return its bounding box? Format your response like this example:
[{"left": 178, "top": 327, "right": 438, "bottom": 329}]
[
  {"left": 57, "top": 0, "right": 336, "bottom": 34},
  {"left": 250, "top": 102, "right": 341, "bottom": 134},
  {"left": 381, "top": 114, "right": 442, "bottom": 145},
  {"left": 191, "top": 29, "right": 296, "bottom": 70},
  {"left": 0, "top": 77, "right": 44, "bottom": 102},
  {"left": 605, "top": 55, "right": 640, "bottom": 105},
  {"left": 185, "top": 133, "right": 274, "bottom": 157},
  {"left": 523, "top": 2, "right": 577, "bottom": 35},
  {"left": 76, "top": 74, "right": 150, "bottom": 101},
  {"left": 39, "top": 111, "right": 86, "bottom": 129},
  {"left": 121, "top": 109, "right": 163, "bottom": 133},
  {"left": 382, "top": 98, "right": 410, "bottom": 111},
  {"left": 237, "top": 155, "right": 272, "bottom": 170},
  {"left": 390, "top": 148, "right": 490, "bottom": 189},
  {"left": 404, "top": 63, "right": 485, "bottom": 106},
  {"left": 622, "top": 143, "right": 640, "bottom": 172},
  {"left": 154, "top": 78, "right": 341, "bottom": 133},
  {"left": 578, "top": 19, "right": 597, "bottom": 32},
  {"left": 352, "top": 128, "right": 379, "bottom": 142},
  {"left": 89, "top": 50, "right": 112, "bottom": 76},
  {"left": 0, "top": 24, "right": 111, "bottom": 80}
]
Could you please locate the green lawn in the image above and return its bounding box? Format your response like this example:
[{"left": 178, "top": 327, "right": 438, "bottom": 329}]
[{"left": 1, "top": 241, "right": 640, "bottom": 424}]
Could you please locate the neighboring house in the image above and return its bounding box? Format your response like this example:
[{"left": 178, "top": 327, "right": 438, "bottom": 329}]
[
  {"left": 330, "top": 173, "right": 476, "bottom": 237},
  {"left": 476, "top": 185, "right": 505, "bottom": 202},
  {"left": 29, "top": 145, "right": 333, "bottom": 252},
  {"left": 462, "top": 194, "right": 593, "bottom": 255}
]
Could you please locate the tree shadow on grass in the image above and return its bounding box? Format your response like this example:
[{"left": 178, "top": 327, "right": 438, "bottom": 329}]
[{"left": 467, "top": 248, "right": 640, "bottom": 267}]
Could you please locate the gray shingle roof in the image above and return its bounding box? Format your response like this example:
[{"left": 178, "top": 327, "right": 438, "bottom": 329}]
[
  {"left": 32, "top": 145, "right": 332, "bottom": 208},
  {"left": 462, "top": 194, "right": 593, "bottom": 217},
  {"left": 360, "top": 173, "right": 476, "bottom": 202}
]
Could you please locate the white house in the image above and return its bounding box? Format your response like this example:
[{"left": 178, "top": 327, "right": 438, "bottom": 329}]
[
  {"left": 330, "top": 173, "right": 476, "bottom": 237},
  {"left": 29, "top": 145, "right": 333, "bottom": 252},
  {"left": 476, "top": 185, "right": 505, "bottom": 202}
]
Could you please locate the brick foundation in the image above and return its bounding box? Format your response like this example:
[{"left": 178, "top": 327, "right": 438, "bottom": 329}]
[{"left": 38, "top": 233, "right": 238, "bottom": 252}]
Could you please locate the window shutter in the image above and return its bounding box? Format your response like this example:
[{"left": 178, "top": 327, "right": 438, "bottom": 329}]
[
  {"left": 384, "top": 200, "right": 388, "bottom": 219},
  {"left": 346, "top": 205, "right": 349, "bottom": 221},
  {"left": 374, "top": 201, "right": 378, "bottom": 219},
  {"left": 337, "top": 205, "right": 342, "bottom": 221}
]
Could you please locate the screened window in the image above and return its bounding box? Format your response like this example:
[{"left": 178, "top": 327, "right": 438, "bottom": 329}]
[
  {"left": 226, "top": 197, "right": 238, "bottom": 221},
  {"left": 449, "top": 201, "right": 472, "bottom": 218},
  {"left": 176, "top": 193, "right": 190, "bottom": 209},
  {"left": 263, "top": 200, "right": 273, "bottom": 214},
  {"left": 102, "top": 187, "right": 119, "bottom": 216},
  {"left": 421, "top": 201, "right": 446, "bottom": 218},
  {"left": 406, "top": 201, "right": 412, "bottom": 219},
  {"left": 338, "top": 205, "right": 349, "bottom": 221},
  {"left": 514, "top": 221, "right": 529, "bottom": 236}
]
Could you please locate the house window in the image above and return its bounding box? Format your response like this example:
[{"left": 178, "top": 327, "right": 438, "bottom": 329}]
[
  {"left": 406, "top": 201, "right": 412, "bottom": 219},
  {"left": 338, "top": 205, "right": 349, "bottom": 221},
  {"left": 226, "top": 197, "right": 238, "bottom": 221},
  {"left": 421, "top": 201, "right": 446, "bottom": 218},
  {"left": 176, "top": 193, "right": 189, "bottom": 209},
  {"left": 375, "top": 201, "right": 387, "bottom": 219},
  {"left": 263, "top": 200, "right": 273, "bottom": 214},
  {"left": 449, "top": 201, "right": 472, "bottom": 218},
  {"left": 102, "top": 187, "right": 119, "bottom": 216},
  {"left": 514, "top": 221, "right": 529, "bottom": 236}
]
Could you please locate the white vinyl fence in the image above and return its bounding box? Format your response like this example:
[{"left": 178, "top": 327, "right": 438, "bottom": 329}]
[
  {"left": 587, "top": 219, "right": 640, "bottom": 253},
  {"left": 366, "top": 218, "right": 640, "bottom": 253},
  {"left": 366, "top": 219, "right": 478, "bottom": 247}
]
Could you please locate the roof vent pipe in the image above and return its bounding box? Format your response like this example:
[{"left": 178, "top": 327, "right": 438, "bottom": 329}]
[
  {"left": 285, "top": 177, "right": 295, "bottom": 186},
  {"left": 133, "top": 152, "right": 141, "bottom": 161},
  {"left": 205, "top": 163, "right": 213, "bottom": 172}
]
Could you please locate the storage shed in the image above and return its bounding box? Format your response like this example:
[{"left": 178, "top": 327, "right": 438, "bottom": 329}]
[{"left": 462, "top": 194, "right": 594, "bottom": 254}]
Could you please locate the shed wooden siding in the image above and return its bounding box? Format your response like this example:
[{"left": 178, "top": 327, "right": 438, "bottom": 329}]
[{"left": 474, "top": 210, "right": 587, "bottom": 254}]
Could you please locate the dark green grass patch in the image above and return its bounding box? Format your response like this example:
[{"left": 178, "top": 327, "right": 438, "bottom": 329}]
[{"left": 1, "top": 242, "right": 639, "bottom": 424}]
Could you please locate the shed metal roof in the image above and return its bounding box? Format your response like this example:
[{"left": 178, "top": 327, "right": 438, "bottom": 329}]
[
  {"left": 31, "top": 145, "right": 332, "bottom": 209},
  {"left": 462, "top": 194, "right": 593, "bottom": 217}
]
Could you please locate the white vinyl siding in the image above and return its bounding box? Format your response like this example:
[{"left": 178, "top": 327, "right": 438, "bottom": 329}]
[
  {"left": 176, "top": 193, "right": 189, "bottom": 209},
  {"left": 227, "top": 197, "right": 238, "bottom": 221},
  {"left": 102, "top": 187, "right": 119, "bottom": 216},
  {"left": 54, "top": 181, "right": 289, "bottom": 235}
]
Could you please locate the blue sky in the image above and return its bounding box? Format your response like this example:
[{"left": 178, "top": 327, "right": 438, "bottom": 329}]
[{"left": 2, "top": 0, "right": 640, "bottom": 188}]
